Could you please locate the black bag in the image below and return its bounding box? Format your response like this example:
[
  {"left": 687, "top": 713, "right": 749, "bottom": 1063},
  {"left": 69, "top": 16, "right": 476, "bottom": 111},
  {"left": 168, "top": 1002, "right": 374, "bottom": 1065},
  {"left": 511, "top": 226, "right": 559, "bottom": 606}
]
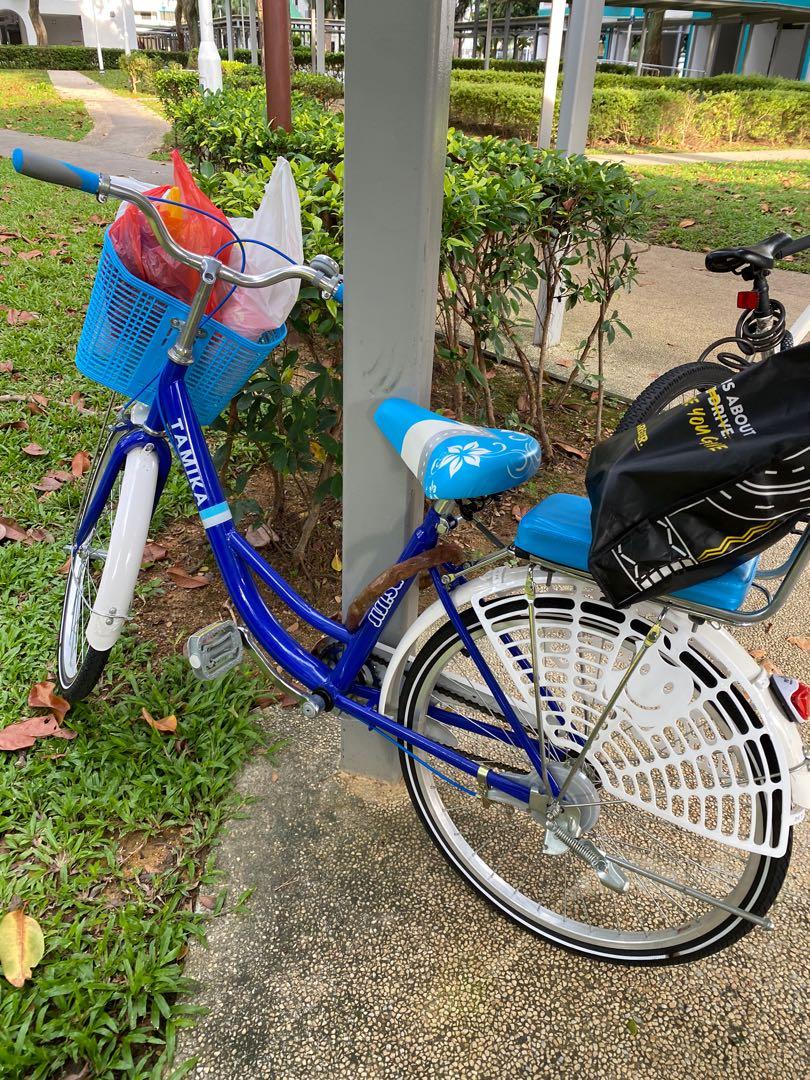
[{"left": 586, "top": 342, "right": 810, "bottom": 608}]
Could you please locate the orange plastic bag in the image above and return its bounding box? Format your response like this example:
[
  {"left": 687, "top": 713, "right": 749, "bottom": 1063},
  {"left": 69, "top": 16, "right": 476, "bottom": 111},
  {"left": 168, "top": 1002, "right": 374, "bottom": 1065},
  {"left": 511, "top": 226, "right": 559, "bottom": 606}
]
[{"left": 109, "top": 150, "right": 233, "bottom": 314}]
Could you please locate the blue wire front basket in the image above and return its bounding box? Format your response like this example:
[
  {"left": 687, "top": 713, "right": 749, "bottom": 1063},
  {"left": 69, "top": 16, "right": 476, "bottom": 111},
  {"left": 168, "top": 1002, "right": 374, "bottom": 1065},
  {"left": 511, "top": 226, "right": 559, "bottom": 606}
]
[{"left": 75, "top": 234, "right": 287, "bottom": 426}]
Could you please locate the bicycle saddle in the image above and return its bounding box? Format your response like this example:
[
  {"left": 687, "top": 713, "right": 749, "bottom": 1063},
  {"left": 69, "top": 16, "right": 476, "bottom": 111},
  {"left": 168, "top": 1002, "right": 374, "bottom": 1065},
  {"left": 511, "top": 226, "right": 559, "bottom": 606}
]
[
  {"left": 705, "top": 231, "right": 793, "bottom": 274},
  {"left": 375, "top": 397, "right": 540, "bottom": 500}
]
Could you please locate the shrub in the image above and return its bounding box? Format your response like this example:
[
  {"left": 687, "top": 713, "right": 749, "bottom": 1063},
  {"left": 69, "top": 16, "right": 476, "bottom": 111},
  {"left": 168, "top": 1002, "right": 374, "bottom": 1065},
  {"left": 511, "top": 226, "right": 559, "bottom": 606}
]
[
  {"left": 166, "top": 88, "right": 642, "bottom": 534},
  {"left": 152, "top": 65, "right": 199, "bottom": 116},
  {"left": 291, "top": 71, "right": 344, "bottom": 107},
  {"left": 0, "top": 44, "right": 188, "bottom": 70},
  {"left": 118, "top": 52, "right": 158, "bottom": 93},
  {"left": 292, "top": 46, "right": 344, "bottom": 70},
  {"left": 449, "top": 79, "right": 540, "bottom": 138}
]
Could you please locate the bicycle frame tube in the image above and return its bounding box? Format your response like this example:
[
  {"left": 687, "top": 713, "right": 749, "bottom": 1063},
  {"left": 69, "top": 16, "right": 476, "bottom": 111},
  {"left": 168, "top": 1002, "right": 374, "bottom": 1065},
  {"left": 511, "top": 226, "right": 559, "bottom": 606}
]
[{"left": 110, "top": 357, "right": 539, "bottom": 809}]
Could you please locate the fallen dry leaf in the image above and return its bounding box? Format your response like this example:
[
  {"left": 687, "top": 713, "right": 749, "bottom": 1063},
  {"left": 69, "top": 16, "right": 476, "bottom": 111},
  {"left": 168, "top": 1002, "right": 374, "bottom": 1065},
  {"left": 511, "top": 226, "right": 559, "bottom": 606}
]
[
  {"left": 787, "top": 636, "right": 810, "bottom": 652},
  {"left": 0, "top": 517, "right": 28, "bottom": 543},
  {"left": 70, "top": 451, "right": 91, "bottom": 479},
  {"left": 0, "top": 715, "right": 75, "bottom": 751},
  {"left": 6, "top": 310, "right": 38, "bottom": 327},
  {"left": 166, "top": 566, "right": 209, "bottom": 589},
  {"left": 22, "top": 444, "right": 46, "bottom": 457},
  {"left": 245, "top": 523, "right": 279, "bottom": 548},
  {"left": 141, "top": 708, "right": 177, "bottom": 733},
  {"left": 0, "top": 909, "right": 45, "bottom": 987},
  {"left": 141, "top": 542, "right": 168, "bottom": 565},
  {"left": 28, "top": 682, "right": 70, "bottom": 723},
  {"left": 511, "top": 504, "right": 527, "bottom": 522},
  {"left": 748, "top": 648, "right": 767, "bottom": 661},
  {"left": 17, "top": 251, "right": 42, "bottom": 261},
  {"left": 678, "top": 218, "right": 696, "bottom": 229},
  {"left": 0, "top": 360, "right": 13, "bottom": 373},
  {"left": 33, "top": 475, "right": 63, "bottom": 494},
  {"left": 553, "top": 441, "right": 587, "bottom": 460}
]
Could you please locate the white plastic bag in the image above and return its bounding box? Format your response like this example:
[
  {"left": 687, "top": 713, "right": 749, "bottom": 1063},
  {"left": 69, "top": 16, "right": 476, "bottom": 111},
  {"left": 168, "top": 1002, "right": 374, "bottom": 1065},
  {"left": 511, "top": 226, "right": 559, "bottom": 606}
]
[{"left": 221, "top": 158, "right": 304, "bottom": 339}]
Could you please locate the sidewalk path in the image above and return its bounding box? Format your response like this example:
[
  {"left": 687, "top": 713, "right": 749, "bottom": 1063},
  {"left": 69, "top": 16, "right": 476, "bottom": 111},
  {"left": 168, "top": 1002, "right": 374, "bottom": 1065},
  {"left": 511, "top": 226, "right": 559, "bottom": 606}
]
[
  {"left": 174, "top": 698, "right": 809, "bottom": 1078},
  {"left": 0, "top": 70, "right": 172, "bottom": 185},
  {"left": 589, "top": 147, "right": 810, "bottom": 166},
  {"left": 48, "top": 70, "right": 169, "bottom": 159}
]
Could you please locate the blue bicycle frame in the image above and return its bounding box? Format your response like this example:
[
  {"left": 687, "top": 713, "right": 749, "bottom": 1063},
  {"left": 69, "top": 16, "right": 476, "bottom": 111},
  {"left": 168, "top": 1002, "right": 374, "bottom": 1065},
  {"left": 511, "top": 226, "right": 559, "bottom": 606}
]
[{"left": 82, "top": 353, "right": 554, "bottom": 808}]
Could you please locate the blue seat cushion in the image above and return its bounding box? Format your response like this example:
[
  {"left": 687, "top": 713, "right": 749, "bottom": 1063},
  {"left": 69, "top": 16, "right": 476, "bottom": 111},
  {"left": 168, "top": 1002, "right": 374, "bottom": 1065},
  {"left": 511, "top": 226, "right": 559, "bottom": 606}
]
[
  {"left": 375, "top": 397, "right": 540, "bottom": 500},
  {"left": 515, "top": 493, "right": 759, "bottom": 612}
]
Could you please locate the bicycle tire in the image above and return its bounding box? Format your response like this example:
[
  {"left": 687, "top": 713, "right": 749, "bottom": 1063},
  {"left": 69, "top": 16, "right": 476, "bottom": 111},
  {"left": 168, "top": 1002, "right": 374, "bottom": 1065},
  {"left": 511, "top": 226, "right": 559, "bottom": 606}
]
[
  {"left": 397, "top": 602, "right": 791, "bottom": 965},
  {"left": 617, "top": 362, "right": 729, "bottom": 435},
  {"left": 57, "top": 428, "right": 134, "bottom": 702}
]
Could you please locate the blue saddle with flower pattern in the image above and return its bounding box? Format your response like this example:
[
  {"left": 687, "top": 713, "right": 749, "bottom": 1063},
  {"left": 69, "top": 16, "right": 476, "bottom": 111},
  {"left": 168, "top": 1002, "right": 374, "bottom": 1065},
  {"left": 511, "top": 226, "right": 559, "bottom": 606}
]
[{"left": 375, "top": 398, "right": 540, "bottom": 500}]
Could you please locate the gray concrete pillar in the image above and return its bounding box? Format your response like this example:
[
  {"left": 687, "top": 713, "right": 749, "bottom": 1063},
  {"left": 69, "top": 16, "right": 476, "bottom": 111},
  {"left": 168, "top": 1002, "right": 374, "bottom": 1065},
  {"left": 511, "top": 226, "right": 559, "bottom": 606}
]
[{"left": 341, "top": 0, "right": 454, "bottom": 781}]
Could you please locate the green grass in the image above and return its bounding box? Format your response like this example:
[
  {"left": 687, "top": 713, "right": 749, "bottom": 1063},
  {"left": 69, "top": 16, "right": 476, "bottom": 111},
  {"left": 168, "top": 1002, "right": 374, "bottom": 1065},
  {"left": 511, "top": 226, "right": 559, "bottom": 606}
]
[
  {"left": 0, "top": 159, "right": 266, "bottom": 1077},
  {"left": 0, "top": 70, "right": 91, "bottom": 141},
  {"left": 85, "top": 70, "right": 166, "bottom": 117},
  {"left": 631, "top": 161, "right": 810, "bottom": 273}
]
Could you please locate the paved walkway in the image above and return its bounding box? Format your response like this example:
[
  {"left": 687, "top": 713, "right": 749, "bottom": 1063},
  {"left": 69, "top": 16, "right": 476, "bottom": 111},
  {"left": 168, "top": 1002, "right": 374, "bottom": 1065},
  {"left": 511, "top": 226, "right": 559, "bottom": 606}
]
[
  {"left": 589, "top": 147, "right": 810, "bottom": 166},
  {"left": 175, "top": 700, "right": 809, "bottom": 1079},
  {"left": 0, "top": 70, "right": 172, "bottom": 185}
]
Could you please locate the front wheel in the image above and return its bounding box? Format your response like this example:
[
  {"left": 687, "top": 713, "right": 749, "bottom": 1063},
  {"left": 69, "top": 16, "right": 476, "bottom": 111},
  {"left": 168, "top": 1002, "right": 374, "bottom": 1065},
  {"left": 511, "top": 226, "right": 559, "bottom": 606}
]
[
  {"left": 617, "top": 361, "right": 729, "bottom": 434},
  {"left": 58, "top": 431, "right": 158, "bottom": 701},
  {"left": 397, "top": 600, "right": 790, "bottom": 965}
]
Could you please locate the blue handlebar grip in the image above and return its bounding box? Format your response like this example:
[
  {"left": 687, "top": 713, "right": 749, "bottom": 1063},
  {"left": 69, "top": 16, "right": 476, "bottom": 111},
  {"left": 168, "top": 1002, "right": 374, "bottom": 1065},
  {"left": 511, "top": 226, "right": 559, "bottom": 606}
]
[
  {"left": 11, "top": 148, "right": 100, "bottom": 195},
  {"left": 333, "top": 282, "right": 344, "bottom": 305}
]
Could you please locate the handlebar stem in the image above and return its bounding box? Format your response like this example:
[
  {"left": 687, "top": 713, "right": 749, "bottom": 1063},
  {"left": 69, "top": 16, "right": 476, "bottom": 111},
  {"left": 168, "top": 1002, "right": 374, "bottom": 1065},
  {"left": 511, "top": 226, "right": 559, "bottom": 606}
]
[{"left": 168, "top": 257, "right": 219, "bottom": 365}]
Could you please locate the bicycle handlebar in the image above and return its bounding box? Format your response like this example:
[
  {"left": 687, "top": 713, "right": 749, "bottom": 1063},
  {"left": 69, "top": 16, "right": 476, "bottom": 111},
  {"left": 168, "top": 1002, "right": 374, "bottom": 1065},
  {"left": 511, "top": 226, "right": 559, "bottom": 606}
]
[
  {"left": 782, "top": 235, "right": 810, "bottom": 259},
  {"left": 10, "top": 146, "right": 344, "bottom": 302}
]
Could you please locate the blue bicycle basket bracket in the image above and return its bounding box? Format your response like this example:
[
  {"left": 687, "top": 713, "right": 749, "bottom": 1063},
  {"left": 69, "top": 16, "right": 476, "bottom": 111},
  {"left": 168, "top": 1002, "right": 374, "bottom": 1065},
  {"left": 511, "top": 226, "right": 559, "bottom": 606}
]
[{"left": 75, "top": 234, "right": 287, "bottom": 426}]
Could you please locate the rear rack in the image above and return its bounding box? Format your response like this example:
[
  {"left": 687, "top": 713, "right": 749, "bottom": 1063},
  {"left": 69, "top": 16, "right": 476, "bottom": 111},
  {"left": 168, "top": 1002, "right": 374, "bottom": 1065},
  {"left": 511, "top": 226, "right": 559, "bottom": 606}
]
[{"left": 522, "top": 519, "right": 810, "bottom": 627}]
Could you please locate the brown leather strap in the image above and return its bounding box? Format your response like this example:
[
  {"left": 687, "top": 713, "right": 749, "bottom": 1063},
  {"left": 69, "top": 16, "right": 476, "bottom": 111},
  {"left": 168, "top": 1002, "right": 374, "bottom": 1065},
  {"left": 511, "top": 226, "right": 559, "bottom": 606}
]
[{"left": 344, "top": 540, "right": 464, "bottom": 631}]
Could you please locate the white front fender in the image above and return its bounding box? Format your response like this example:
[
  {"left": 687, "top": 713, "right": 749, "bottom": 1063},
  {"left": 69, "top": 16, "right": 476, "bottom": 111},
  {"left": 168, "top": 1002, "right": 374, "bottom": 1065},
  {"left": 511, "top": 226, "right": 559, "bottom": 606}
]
[{"left": 85, "top": 445, "right": 159, "bottom": 652}]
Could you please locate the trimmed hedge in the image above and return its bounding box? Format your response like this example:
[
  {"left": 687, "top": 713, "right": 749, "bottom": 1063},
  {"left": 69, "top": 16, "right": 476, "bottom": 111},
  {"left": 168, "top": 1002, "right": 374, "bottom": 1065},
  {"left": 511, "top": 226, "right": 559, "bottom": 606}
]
[
  {"left": 451, "top": 56, "right": 630, "bottom": 74},
  {"left": 452, "top": 67, "right": 810, "bottom": 95},
  {"left": 292, "top": 46, "right": 344, "bottom": 70},
  {"left": 0, "top": 44, "right": 188, "bottom": 69},
  {"left": 449, "top": 79, "right": 810, "bottom": 147}
]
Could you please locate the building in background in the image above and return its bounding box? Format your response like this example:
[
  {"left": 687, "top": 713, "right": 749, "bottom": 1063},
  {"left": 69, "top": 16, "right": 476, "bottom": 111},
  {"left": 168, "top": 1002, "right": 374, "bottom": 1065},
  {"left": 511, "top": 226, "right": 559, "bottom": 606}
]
[
  {"left": 454, "top": 1, "right": 809, "bottom": 80},
  {"left": 0, "top": 0, "right": 136, "bottom": 48}
]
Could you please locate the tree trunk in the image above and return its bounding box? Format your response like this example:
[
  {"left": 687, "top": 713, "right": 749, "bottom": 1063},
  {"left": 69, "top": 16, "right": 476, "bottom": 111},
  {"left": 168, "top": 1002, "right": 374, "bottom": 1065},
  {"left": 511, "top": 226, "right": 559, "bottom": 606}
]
[
  {"left": 28, "top": 0, "right": 48, "bottom": 46},
  {"left": 175, "top": 0, "right": 186, "bottom": 52},
  {"left": 643, "top": 10, "right": 665, "bottom": 68}
]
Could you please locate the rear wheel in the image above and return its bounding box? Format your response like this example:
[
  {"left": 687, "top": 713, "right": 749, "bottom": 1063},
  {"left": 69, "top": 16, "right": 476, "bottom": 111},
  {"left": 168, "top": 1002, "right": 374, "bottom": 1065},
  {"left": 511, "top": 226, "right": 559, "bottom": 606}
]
[
  {"left": 617, "top": 362, "right": 728, "bottom": 434},
  {"left": 397, "top": 600, "right": 791, "bottom": 965}
]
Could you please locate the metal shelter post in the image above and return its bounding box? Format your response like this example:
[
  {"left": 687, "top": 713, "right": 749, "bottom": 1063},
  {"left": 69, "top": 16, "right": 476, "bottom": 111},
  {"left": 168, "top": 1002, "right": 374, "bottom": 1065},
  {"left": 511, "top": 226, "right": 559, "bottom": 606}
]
[
  {"left": 249, "top": 0, "right": 258, "bottom": 65},
  {"left": 224, "top": 0, "right": 235, "bottom": 61},
  {"left": 556, "top": 0, "right": 605, "bottom": 155},
  {"left": 198, "top": 0, "right": 223, "bottom": 90},
  {"left": 341, "top": 0, "right": 454, "bottom": 780},
  {"left": 537, "top": 0, "right": 565, "bottom": 150},
  {"left": 484, "top": 0, "right": 493, "bottom": 68},
  {"left": 315, "top": 0, "right": 326, "bottom": 74}
]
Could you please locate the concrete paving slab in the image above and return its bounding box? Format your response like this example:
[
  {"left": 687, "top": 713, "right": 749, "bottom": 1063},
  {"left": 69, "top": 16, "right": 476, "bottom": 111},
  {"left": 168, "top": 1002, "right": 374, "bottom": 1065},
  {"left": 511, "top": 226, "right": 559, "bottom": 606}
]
[
  {"left": 589, "top": 148, "right": 810, "bottom": 167},
  {"left": 176, "top": 702, "right": 809, "bottom": 1079},
  {"left": 48, "top": 70, "right": 169, "bottom": 159},
  {"left": 516, "top": 244, "right": 809, "bottom": 401}
]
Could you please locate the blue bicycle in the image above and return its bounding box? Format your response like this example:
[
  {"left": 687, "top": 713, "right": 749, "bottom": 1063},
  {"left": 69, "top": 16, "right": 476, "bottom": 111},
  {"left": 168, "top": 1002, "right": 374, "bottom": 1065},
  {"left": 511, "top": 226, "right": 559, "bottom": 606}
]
[{"left": 13, "top": 148, "right": 810, "bottom": 966}]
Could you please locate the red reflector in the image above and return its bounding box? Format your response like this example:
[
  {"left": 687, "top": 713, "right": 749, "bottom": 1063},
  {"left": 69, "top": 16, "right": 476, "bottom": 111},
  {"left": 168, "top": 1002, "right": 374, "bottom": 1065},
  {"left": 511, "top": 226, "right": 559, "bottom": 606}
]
[
  {"left": 790, "top": 682, "right": 810, "bottom": 720},
  {"left": 737, "top": 290, "right": 759, "bottom": 310}
]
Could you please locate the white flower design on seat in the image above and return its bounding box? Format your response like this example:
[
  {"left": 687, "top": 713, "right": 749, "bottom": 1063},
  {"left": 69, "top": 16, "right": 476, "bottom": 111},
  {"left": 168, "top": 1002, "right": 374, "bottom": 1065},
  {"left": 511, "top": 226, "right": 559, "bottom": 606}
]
[{"left": 437, "top": 441, "right": 491, "bottom": 477}]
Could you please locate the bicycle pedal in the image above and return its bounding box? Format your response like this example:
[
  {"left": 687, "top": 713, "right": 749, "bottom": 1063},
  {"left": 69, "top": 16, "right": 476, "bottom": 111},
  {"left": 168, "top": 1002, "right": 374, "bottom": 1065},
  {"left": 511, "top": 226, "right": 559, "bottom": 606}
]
[{"left": 184, "top": 621, "right": 244, "bottom": 681}]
